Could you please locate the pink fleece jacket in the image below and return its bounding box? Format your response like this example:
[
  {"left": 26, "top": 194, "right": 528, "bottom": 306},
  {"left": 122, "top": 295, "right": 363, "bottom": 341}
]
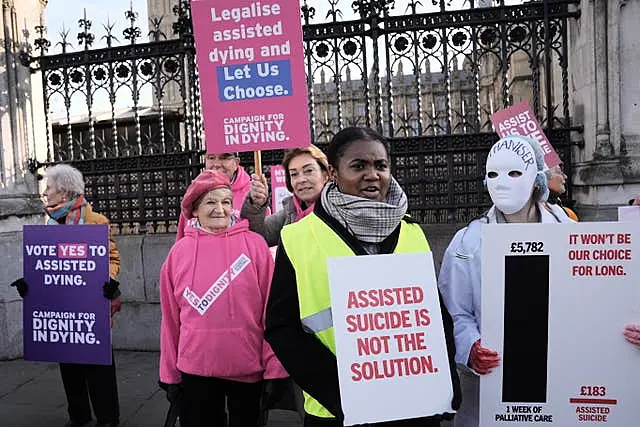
[
  {"left": 176, "top": 166, "right": 252, "bottom": 241},
  {"left": 160, "top": 219, "right": 287, "bottom": 384}
]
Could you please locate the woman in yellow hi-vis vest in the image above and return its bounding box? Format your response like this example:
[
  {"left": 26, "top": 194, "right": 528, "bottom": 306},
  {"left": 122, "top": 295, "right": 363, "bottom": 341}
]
[{"left": 265, "top": 127, "right": 461, "bottom": 427}]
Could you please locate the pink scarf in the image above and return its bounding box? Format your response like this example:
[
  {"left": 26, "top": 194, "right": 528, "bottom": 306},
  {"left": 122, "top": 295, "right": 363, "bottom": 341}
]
[{"left": 292, "top": 196, "right": 314, "bottom": 222}]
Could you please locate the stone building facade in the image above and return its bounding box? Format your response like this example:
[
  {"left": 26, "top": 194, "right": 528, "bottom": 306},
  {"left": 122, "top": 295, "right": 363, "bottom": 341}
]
[
  {"left": 569, "top": 0, "right": 640, "bottom": 219},
  {"left": 0, "top": 0, "right": 48, "bottom": 359},
  {"left": 312, "top": 59, "right": 482, "bottom": 142}
]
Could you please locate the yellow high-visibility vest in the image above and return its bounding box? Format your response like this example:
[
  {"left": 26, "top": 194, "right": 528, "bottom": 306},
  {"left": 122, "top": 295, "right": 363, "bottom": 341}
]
[{"left": 280, "top": 213, "right": 431, "bottom": 418}]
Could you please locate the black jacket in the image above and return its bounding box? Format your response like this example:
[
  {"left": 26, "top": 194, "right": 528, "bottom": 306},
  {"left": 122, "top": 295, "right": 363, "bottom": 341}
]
[{"left": 264, "top": 200, "right": 462, "bottom": 425}]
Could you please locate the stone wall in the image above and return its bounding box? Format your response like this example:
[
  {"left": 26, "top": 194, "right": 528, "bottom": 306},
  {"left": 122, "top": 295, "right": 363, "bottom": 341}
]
[
  {"left": 112, "top": 224, "right": 461, "bottom": 352},
  {"left": 0, "top": 232, "right": 26, "bottom": 360},
  {"left": 110, "top": 234, "right": 174, "bottom": 351},
  {"left": 0, "top": 0, "right": 48, "bottom": 360},
  {"left": 569, "top": 0, "right": 640, "bottom": 220},
  {"left": 0, "top": 0, "right": 47, "bottom": 227},
  {"left": 0, "top": 224, "right": 462, "bottom": 358}
]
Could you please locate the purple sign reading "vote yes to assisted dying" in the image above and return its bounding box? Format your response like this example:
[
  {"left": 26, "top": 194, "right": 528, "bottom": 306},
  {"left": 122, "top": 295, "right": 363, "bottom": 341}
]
[{"left": 22, "top": 225, "right": 112, "bottom": 365}]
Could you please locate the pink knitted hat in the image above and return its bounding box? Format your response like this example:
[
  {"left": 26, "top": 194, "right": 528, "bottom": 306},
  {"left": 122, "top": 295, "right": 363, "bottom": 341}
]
[{"left": 181, "top": 170, "right": 232, "bottom": 218}]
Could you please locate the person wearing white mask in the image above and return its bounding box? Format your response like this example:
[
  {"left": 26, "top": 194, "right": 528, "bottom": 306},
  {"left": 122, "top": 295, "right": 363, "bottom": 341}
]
[{"left": 437, "top": 135, "right": 574, "bottom": 427}]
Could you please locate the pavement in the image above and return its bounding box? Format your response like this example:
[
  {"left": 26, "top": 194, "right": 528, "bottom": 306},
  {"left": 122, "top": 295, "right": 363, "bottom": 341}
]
[
  {"left": 0, "top": 351, "right": 455, "bottom": 426},
  {"left": 0, "top": 351, "right": 302, "bottom": 427}
]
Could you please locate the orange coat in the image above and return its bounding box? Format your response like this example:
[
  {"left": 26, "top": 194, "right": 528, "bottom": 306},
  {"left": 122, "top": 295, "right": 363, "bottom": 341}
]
[
  {"left": 82, "top": 203, "right": 121, "bottom": 280},
  {"left": 46, "top": 201, "right": 122, "bottom": 324},
  {"left": 562, "top": 206, "right": 579, "bottom": 222},
  {"left": 544, "top": 202, "right": 579, "bottom": 222},
  {"left": 46, "top": 202, "right": 121, "bottom": 280}
]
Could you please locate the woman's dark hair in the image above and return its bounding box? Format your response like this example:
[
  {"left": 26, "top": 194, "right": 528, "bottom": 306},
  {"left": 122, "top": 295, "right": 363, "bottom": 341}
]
[{"left": 326, "top": 127, "right": 389, "bottom": 168}]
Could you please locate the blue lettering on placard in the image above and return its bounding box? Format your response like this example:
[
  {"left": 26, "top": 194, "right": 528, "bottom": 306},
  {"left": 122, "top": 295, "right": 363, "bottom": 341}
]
[{"left": 217, "top": 60, "right": 292, "bottom": 102}]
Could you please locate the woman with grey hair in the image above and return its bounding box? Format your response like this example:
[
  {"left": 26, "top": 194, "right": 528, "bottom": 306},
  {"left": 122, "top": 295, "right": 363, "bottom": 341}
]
[
  {"left": 9, "top": 163, "right": 122, "bottom": 427},
  {"left": 437, "top": 135, "right": 575, "bottom": 427}
]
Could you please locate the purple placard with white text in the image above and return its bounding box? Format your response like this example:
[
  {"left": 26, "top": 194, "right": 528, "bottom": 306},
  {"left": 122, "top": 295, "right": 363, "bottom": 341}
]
[
  {"left": 22, "top": 225, "right": 112, "bottom": 365},
  {"left": 191, "top": 0, "right": 311, "bottom": 153}
]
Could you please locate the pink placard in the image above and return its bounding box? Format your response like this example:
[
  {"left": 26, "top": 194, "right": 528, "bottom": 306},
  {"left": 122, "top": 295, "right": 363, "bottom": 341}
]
[
  {"left": 490, "top": 101, "right": 562, "bottom": 168},
  {"left": 191, "top": 1, "right": 311, "bottom": 154},
  {"left": 270, "top": 164, "right": 291, "bottom": 213}
]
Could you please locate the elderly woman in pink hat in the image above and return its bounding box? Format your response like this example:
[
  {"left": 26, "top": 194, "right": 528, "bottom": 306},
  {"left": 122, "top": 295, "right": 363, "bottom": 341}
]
[{"left": 159, "top": 170, "right": 286, "bottom": 427}]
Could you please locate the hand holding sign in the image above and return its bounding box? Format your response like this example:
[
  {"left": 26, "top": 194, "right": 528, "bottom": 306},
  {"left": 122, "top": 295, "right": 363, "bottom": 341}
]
[
  {"left": 10, "top": 277, "right": 29, "bottom": 298},
  {"left": 623, "top": 324, "right": 640, "bottom": 346},
  {"left": 102, "top": 278, "right": 120, "bottom": 300},
  {"left": 250, "top": 173, "right": 269, "bottom": 206},
  {"left": 469, "top": 340, "right": 501, "bottom": 374}
]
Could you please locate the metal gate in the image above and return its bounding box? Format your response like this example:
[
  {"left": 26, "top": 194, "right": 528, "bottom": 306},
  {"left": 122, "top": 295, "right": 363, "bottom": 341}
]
[{"left": 22, "top": 0, "right": 580, "bottom": 233}]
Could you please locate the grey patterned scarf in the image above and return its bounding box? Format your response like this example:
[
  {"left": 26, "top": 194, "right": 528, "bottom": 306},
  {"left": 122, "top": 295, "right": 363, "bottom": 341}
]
[{"left": 321, "top": 177, "right": 408, "bottom": 244}]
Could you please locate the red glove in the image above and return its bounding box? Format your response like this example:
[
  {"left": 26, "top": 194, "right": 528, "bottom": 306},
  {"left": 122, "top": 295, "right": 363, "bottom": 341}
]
[
  {"left": 110, "top": 297, "right": 122, "bottom": 327},
  {"left": 468, "top": 339, "right": 501, "bottom": 374},
  {"left": 623, "top": 324, "right": 640, "bottom": 346},
  {"left": 110, "top": 297, "right": 122, "bottom": 317}
]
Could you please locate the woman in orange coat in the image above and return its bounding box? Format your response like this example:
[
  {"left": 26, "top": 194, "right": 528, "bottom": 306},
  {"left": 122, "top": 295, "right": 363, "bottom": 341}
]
[
  {"left": 545, "top": 163, "right": 578, "bottom": 220},
  {"left": 10, "top": 164, "right": 121, "bottom": 427}
]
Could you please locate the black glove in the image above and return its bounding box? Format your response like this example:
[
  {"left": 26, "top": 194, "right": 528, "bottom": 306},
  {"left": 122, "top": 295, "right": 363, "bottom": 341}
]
[
  {"left": 103, "top": 278, "right": 120, "bottom": 300},
  {"left": 159, "top": 381, "right": 182, "bottom": 404},
  {"left": 10, "top": 278, "right": 28, "bottom": 298}
]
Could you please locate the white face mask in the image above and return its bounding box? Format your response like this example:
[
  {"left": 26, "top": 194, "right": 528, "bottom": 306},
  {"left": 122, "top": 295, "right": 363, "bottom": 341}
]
[{"left": 486, "top": 137, "right": 538, "bottom": 214}]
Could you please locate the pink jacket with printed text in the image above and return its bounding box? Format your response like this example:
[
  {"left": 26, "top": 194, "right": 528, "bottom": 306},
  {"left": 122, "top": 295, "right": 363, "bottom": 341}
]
[
  {"left": 159, "top": 219, "right": 287, "bottom": 384},
  {"left": 175, "top": 166, "right": 252, "bottom": 241}
]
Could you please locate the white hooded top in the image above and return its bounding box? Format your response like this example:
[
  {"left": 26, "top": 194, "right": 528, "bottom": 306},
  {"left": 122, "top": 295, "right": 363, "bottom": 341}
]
[{"left": 437, "top": 203, "right": 575, "bottom": 370}]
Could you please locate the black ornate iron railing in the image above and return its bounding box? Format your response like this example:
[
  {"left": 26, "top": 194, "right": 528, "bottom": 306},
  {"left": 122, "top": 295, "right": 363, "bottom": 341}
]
[
  {"left": 23, "top": 1, "right": 201, "bottom": 234},
  {"left": 23, "top": 0, "right": 581, "bottom": 232},
  {"left": 252, "top": 0, "right": 582, "bottom": 223}
]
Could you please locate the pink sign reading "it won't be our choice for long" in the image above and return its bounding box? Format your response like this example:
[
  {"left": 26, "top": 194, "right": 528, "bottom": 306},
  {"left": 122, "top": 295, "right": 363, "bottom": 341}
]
[{"left": 191, "top": 1, "right": 311, "bottom": 154}]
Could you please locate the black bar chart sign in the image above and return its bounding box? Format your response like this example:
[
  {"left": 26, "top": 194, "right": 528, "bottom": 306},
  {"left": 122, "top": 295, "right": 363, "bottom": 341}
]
[
  {"left": 479, "top": 222, "right": 639, "bottom": 426},
  {"left": 502, "top": 255, "right": 549, "bottom": 403}
]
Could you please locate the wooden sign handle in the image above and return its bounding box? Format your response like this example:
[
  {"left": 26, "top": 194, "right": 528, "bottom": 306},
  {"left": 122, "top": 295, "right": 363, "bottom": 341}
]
[{"left": 254, "top": 151, "right": 263, "bottom": 177}]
